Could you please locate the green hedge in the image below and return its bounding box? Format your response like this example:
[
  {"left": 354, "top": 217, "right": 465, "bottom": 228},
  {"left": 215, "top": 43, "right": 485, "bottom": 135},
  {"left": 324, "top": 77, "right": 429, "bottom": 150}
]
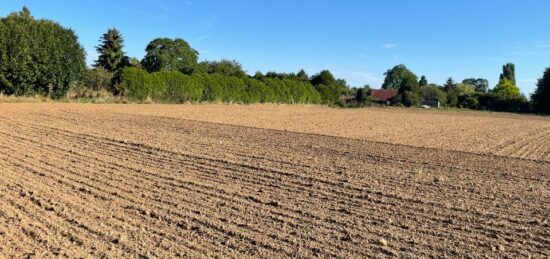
[{"left": 117, "top": 67, "right": 321, "bottom": 104}]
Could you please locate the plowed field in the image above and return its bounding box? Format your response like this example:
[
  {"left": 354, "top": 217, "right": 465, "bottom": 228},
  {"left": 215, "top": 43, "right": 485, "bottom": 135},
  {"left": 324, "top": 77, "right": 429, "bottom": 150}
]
[{"left": 0, "top": 103, "right": 549, "bottom": 258}]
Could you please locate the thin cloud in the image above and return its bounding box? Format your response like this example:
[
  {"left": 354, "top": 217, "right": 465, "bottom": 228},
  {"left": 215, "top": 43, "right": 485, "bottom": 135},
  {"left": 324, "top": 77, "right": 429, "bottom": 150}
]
[
  {"left": 195, "top": 34, "right": 211, "bottom": 41},
  {"left": 383, "top": 43, "right": 398, "bottom": 49}
]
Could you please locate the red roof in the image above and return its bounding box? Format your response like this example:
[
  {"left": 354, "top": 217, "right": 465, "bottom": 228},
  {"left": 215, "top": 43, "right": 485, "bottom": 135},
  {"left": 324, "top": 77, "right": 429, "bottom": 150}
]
[{"left": 371, "top": 89, "right": 398, "bottom": 102}]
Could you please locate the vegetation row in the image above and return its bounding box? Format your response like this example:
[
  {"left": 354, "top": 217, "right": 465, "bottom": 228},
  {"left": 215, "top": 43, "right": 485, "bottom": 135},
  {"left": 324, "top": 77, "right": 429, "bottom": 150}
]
[{"left": 1, "top": 7, "right": 550, "bottom": 114}]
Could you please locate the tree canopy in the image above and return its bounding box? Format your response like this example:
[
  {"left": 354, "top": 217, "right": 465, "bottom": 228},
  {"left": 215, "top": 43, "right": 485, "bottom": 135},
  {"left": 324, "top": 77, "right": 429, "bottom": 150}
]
[
  {"left": 397, "top": 72, "right": 420, "bottom": 107},
  {"left": 382, "top": 65, "right": 417, "bottom": 89},
  {"left": 0, "top": 7, "right": 86, "bottom": 98},
  {"left": 199, "top": 59, "right": 246, "bottom": 78},
  {"left": 500, "top": 63, "right": 516, "bottom": 86},
  {"left": 462, "top": 78, "right": 489, "bottom": 93},
  {"left": 95, "top": 28, "right": 129, "bottom": 72},
  {"left": 531, "top": 67, "right": 550, "bottom": 114},
  {"left": 492, "top": 78, "right": 521, "bottom": 99},
  {"left": 419, "top": 75, "right": 428, "bottom": 87},
  {"left": 141, "top": 38, "right": 199, "bottom": 74},
  {"left": 310, "top": 70, "right": 349, "bottom": 103}
]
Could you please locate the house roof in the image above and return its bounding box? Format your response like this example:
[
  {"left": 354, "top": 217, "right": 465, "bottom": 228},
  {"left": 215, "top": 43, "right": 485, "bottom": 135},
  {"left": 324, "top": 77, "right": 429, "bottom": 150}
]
[{"left": 371, "top": 89, "right": 398, "bottom": 102}]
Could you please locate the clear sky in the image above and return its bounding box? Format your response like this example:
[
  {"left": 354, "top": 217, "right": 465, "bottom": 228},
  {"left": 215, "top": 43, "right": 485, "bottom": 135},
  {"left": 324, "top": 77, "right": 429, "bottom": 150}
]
[{"left": 2, "top": 1, "right": 550, "bottom": 94}]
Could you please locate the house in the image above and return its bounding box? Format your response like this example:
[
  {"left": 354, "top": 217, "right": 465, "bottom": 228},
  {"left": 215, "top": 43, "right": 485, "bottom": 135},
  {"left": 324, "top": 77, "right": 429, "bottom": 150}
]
[
  {"left": 421, "top": 100, "right": 441, "bottom": 108},
  {"left": 370, "top": 89, "right": 398, "bottom": 105},
  {"left": 339, "top": 94, "right": 357, "bottom": 103}
]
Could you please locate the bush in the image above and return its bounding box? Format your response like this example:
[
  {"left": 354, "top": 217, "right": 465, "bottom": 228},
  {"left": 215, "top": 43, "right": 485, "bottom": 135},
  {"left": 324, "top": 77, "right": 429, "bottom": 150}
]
[
  {"left": 0, "top": 8, "right": 86, "bottom": 98},
  {"left": 478, "top": 93, "right": 530, "bottom": 113},
  {"left": 116, "top": 67, "right": 152, "bottom": 100},
  {"left": 153, "top": 71, "right": 202, "bottom": 102},
  {"left": 81, "top": 68, "right": 113, "bottom": 91},
  {"left": 116, "top": 67, "right": 322, "bottom": 104}
]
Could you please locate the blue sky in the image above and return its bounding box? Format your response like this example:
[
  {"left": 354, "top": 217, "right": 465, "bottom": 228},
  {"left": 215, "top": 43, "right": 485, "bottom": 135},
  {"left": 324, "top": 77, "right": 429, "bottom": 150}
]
[{"left": 2, "top": 1, "right": 550, "bottom": 94}]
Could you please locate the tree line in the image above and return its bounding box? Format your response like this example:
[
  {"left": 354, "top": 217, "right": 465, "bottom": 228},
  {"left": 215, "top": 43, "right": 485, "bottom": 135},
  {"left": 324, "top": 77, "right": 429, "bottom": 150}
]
[
  {"left": 377, "top": 63, "right": 530, "bottom": 112},
  {"left": 1, "top": 7, "right": 550, "bottom": 114}
]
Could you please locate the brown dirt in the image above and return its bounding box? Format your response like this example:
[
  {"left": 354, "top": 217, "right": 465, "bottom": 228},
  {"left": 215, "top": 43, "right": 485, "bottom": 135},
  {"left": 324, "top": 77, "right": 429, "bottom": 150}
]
[{"left": 0, "top": 103, "right": 549, "bottom": 258}]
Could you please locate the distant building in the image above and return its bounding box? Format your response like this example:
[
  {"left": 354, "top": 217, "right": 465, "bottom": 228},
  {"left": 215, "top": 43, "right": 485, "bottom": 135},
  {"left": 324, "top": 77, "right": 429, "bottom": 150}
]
[
  {"left": 339, "top": 94, "right": 357, "bottom": 103},
  {"left": 421, "top": 100, "right": 441, "bottom": 108},
  {"left": 371, "top": 89, "right": 398, "bottom": 105}
]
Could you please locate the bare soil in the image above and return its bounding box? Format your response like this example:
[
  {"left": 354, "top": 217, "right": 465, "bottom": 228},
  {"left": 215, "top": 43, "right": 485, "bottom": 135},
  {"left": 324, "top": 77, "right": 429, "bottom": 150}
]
[{"left": 0, "top": 103, "right": 549, "bottom": 258}]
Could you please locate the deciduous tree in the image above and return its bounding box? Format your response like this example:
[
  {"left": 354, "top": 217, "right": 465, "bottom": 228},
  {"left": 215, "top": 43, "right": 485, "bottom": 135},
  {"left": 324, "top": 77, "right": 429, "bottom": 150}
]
[
  {"left": 382, "top": 64, "right": 417, "bottom": 89},
  {"left": 141, "top": 38, "right": 199, "bottom": 74}
]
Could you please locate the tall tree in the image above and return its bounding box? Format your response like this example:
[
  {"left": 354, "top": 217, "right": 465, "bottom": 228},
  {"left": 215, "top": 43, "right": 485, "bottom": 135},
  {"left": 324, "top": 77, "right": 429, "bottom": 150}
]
[
  {"left": 310, "top": 70, "right": 349, "bottom": 104},
  {"left": 310, "top": 70, "right": 336, "bottom": 86},
  {"left": 141, "top": 38, "right": 199, "bottom": 74},
  {"left": 532, "top": 67, "right": 550, "bottom": 114},
  {"left": 297, "top": 69, "right": 308, "bottom": 81},
  {"left": 499, "top": 63, "right": 516, "bottom": 86},
  {"left": 444, "top": 77, "right": 456, "bottom": 91},
  {"left": 0, "top": 7, "right": 86, "bottom": 98},
  {"left": 398, "top": 73, "right": 420, "bottom": 107},
  {"left": 419, "top": 75, "right": 428, "bottom": 87},
  {"left": 420, "top": 84, "right": 447, "bottom": 105},
  {"left": 95, "top": 28, "right": 129, "bottom": 72},
  {"left": 493, "top": 78, "right": 521, "bottom": 99},
  {"left": 356, "top": 87, "right": 366, "bottom": 103},
  {"left": 382, "top": 64, "right": 418, "bottom": 89},
  {"left": 462, "top": 78, "right": 489, "bottom": 93}
]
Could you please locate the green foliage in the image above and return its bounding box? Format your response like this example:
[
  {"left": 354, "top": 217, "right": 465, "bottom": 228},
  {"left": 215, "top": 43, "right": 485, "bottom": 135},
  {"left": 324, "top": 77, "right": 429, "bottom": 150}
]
[
  {"left": 492, "top": 78, "right": 521, "bottom": 99},
  {"left": 419, "top": 75, "right": 428, "bottom": 87},
  {"left": 478, "top": 92, "right": 530, "bottom": 112},
  {"left": 382, "top": 65, "right": 417, "bottom": 89},
  {"left": 420, "top": 84, "right": 446, "bottom": 105},
  {"left": 462, "top": 78, "right": 489, "bottom": 93},
  {"left": 153, "top": 71, "right": 202, "bottom": 102},
  {"left": 444, "top": 77, "right": 456, "bottom": 91},
  {"left": 455, "top": 83, "right": 476, "bottom": 96},
  {"left": 116, "top": 67, "right": 320, "bottom": 104},
  {"left": 199, "top": 59, "right": 246, "bottom": 78},
  {"left": 116, "top": 67, "right": 152, "bottom": 100},
  {"left": 531, "top": 67, "right": 550, "bottom": 114},
  {"left": 81, "top": 68, "right": 113, "bottom": 91},
  {"left": 142, "top": 38, "right": 199, "bottom": 74},
  {"left": 253, "top": 71, "right": 263, "bottom": 79},
  {"left": 95, "top": 28, "right": 129, "bottom": 72},
  {"left": 128, "top": 57, "right": 142, "bottom": 69},
  {"left": 297, "top": 69, "right": 309, "bottom": 81},
  {"left": 0, "top": 7, "right": 86, "bottom": 98},
  {"left": 397, "top": 73, "right": 420, "bottom": 107},
  {"left": 310, "top": 70, "right": 348, "bottom": 103},
  {"left": 499, "top": 63, "right": 516, "bottom": 86},
  {"left": 310, "top": 70, "right": 336, "bottom": 86},
  {"left": 454, "top": 83, "right": 477, "bottom": 108},
  {"left": 356, "top": 87, "right": 367, "bottom": 103}
]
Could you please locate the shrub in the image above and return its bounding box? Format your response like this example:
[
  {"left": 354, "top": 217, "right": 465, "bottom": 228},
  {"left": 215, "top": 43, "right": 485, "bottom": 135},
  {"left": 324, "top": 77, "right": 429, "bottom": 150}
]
[
  {"left": 153, "top": 71, "right": 202, "bottom": 102},
  {"left": 81, "top": 68, "right": 113, "bottom": 91},
  {"left": 0, "top": 7, "right": 86, "bottom": 98},
  {"left": 116, "top": 67, "right": 152, "bottom": 100}
]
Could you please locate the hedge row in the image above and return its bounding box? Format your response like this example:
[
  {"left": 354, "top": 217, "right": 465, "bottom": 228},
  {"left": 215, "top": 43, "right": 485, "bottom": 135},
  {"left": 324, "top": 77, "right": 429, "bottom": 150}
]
[{"left": 116, "top": 67, "right": 322, "bottom": 104}]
